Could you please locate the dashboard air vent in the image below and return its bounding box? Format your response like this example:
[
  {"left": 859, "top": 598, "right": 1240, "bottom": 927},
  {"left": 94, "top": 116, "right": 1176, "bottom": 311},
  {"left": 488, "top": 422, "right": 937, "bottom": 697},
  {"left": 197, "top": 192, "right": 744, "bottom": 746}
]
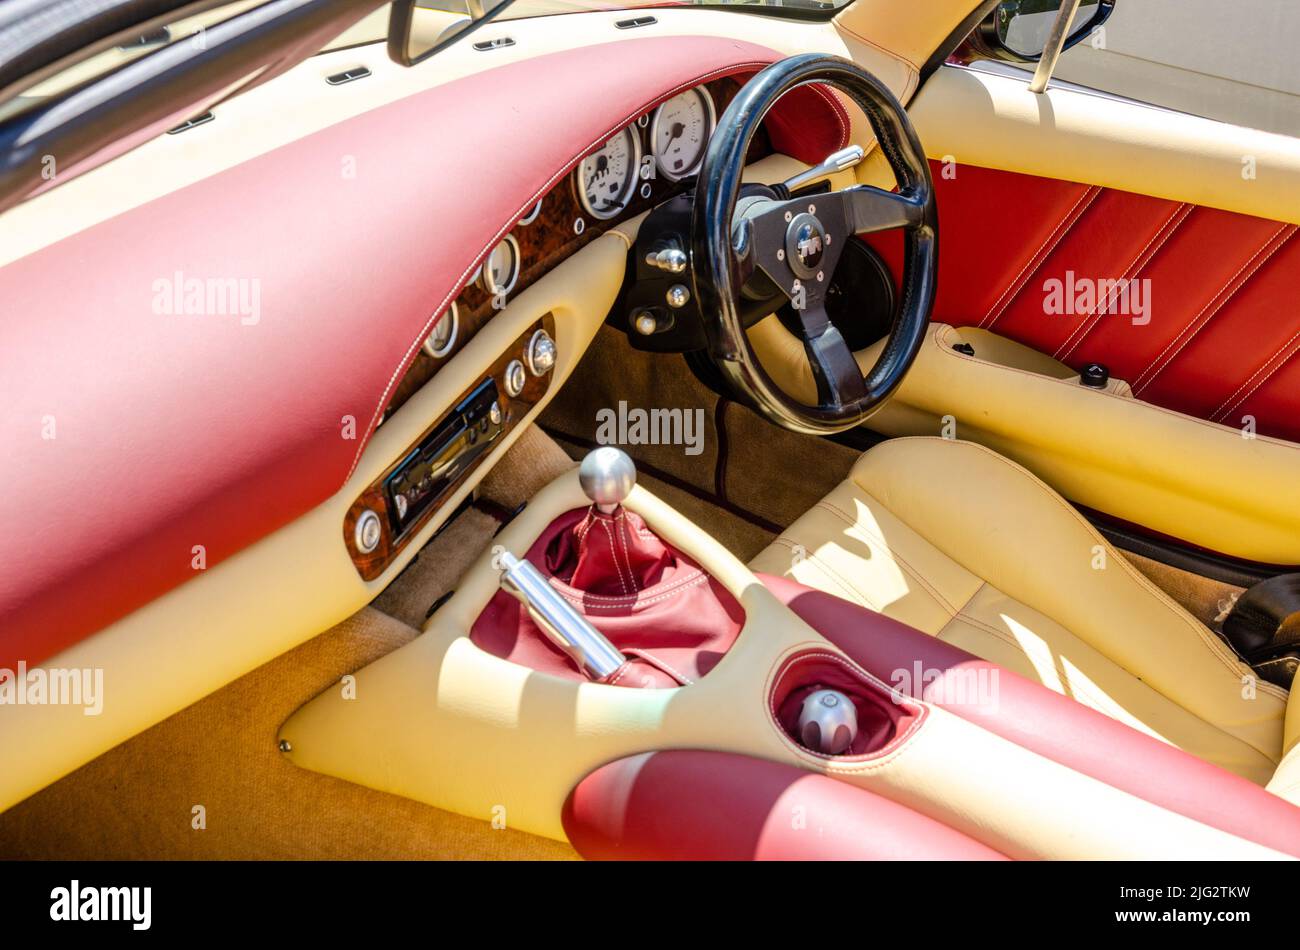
[
  {"left": 166, "top": 112, "right": 215, "bottom": 135},
  {"left": 326, "top": 66, "right": 372, "bottom": 86},
  {"left": 615, "top": 16, "right": 657, "bottom": 29},
  {"left": 473, "top": 36, "right": 515, "bottom": 52}
]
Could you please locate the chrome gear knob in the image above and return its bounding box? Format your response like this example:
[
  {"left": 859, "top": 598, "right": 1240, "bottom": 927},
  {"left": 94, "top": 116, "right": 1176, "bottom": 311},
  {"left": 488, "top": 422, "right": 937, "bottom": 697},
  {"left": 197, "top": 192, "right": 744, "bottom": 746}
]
[
  {"left": 797, "top": 688, "right": 859, "bottom": 755},
  {"left": 579, "top": 446, "right": 636, "bottom": 513}
]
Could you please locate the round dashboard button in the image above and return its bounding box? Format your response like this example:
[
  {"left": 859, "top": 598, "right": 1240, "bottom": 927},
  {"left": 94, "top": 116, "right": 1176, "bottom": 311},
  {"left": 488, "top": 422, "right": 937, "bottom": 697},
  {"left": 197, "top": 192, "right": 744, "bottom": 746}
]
[
  {"left": 354, "top": 509, "right": 382, "bottom": 554},
  {"left": 504, "top": 359, "right": 527, "bottom": 398},
  {"left": 526, "top": 329, "right": 556, "bottom": 376}
]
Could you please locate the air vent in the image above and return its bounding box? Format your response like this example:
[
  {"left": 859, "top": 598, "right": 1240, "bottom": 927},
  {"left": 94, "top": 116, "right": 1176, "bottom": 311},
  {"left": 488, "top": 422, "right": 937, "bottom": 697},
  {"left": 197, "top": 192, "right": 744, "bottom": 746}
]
[
  {"left": 166, "top": 112, "right": 215, "bottom": 135},
  {"left": 615, "top": 15, "right": 657, "bottom": 29},
  {"left": 472, "top": 36, "right": 515, "bottom": 52},
  {"left": 326, "top": 66, "right": 372, "bottom": 86}
]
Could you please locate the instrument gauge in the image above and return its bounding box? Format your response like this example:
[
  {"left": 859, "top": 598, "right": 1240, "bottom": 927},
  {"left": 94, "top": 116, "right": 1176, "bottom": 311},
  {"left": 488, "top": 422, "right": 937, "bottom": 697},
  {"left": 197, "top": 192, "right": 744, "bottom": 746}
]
[
  {"left": 651, "top": 87, "right": 715, "bottom": 182},
  {"left": 576, "top": 126, "right": 642, "bottom": 220},
  {"left": 481, "top": 234, "right": 521, "bottom": 296},
  {"left": 422, "top": 300, "right": 458, "bottom": 358}
]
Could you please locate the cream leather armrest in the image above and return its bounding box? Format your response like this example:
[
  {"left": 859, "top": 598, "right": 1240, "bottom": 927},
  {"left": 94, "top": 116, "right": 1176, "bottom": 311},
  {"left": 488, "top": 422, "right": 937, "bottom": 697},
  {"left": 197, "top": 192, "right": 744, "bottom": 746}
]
[{"left": 863, "top": 323, "right": 1300, "bottom": 565}]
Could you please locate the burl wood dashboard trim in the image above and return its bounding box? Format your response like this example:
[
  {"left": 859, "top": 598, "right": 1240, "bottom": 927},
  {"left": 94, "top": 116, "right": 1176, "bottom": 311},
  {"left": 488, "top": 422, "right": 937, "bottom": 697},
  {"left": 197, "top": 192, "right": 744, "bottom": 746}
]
[
  {"left": 384, "top": 76, "right": 770, "bottom": 418},
  {"left": 346, "top": 314, "right": 556, "bottom": 580}
]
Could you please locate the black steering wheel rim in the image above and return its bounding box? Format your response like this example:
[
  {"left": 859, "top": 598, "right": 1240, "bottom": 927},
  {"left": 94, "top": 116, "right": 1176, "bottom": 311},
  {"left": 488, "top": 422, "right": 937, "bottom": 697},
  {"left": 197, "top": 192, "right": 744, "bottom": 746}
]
[{"left": 691, "top": 53, "right": 939, "bottom": 435}]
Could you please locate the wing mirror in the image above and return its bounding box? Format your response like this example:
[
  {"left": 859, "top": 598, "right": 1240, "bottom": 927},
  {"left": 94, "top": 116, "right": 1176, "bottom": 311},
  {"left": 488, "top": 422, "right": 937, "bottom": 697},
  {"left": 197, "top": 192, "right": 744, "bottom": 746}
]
[
  {"left": 388, "top": 0, "right": 515, "bottom": 67},
  {"left": 974, "top": 0, "right": 1114, "bottom": 63}
]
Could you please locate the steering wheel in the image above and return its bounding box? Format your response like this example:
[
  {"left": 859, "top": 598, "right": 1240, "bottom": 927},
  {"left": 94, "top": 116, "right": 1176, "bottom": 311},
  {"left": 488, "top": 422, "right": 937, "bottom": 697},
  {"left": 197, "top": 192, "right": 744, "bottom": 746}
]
[{"left": 691, "top": 54, "right": 938, "bottom": 434}]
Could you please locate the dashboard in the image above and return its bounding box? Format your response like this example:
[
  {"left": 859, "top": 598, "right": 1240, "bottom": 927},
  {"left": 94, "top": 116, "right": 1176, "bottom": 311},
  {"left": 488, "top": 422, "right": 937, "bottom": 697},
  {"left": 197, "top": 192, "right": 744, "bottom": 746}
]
[{"left": 383, "top": 75, "right": 775, "bottom": 418}]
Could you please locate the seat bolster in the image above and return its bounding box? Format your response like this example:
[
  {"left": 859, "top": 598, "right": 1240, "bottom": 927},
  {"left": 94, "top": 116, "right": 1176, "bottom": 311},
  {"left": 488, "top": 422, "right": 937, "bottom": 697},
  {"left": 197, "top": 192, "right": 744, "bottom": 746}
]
[{"left": 848, "top": 437, "right": 1287, "bottom": 763}]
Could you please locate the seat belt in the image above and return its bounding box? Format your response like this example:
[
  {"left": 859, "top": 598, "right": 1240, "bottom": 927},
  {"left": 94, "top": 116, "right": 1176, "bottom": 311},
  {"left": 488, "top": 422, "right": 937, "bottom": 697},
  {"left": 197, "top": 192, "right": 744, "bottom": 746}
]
[{"left": 1222, "top": 574, "right": 1300, "bottom": 689}]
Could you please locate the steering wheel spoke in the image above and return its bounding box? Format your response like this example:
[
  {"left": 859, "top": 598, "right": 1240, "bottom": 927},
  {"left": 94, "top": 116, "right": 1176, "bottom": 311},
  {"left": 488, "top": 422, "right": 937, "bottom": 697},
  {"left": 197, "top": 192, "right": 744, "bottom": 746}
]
[
  {"left": 841, "top": 184, "right": 925, "bottom": 235},
  {"left": 797, "top": 305, "right": 868, "bottom": 408}
]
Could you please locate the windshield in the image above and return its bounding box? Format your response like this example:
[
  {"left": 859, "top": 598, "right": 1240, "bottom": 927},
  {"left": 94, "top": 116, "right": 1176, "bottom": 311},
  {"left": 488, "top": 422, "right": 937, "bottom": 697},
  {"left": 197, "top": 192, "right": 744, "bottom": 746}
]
[{"left": 488, "top": 0, "right": 853, "bottom": 19}]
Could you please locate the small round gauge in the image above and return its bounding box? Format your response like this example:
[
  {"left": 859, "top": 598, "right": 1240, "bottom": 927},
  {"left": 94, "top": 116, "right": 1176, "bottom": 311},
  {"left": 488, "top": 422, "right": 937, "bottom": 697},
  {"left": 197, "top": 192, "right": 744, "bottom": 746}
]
[
  {"left": 576, "top": 126, "right": 642, "bottom": 220},
  {"left": 422, "top": 300, "right": 458, "bottom": 358},
  {"left": 518, "top": 200, "right": 542, "bottom": 226},
  {"left": 481, "top": 234, "right": 521, "bottom": 296},
  {"left": 651, "top": 87, "right": 715, "bottom": 182}
]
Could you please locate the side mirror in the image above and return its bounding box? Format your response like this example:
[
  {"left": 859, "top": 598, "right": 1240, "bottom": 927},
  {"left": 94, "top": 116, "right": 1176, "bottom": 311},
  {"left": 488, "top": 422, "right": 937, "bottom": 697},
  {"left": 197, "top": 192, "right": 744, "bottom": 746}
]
[
  {"left": 977, "top": 0, "right": 1114, "bottom": 63},
  {"left": 387, "top": 0, "right": 513, "bottom": 67}
]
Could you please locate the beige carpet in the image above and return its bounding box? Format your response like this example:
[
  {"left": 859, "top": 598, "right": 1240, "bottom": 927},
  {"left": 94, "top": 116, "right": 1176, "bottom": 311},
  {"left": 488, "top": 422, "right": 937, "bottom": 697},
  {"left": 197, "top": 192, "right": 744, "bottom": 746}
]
[{"left": 0, "top": 607, "right": 576, "bottom": 860}]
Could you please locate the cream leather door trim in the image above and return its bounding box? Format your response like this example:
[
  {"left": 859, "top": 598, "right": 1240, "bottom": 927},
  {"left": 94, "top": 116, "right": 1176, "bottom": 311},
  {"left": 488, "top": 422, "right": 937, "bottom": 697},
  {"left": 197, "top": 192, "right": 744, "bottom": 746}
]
[
  {"left": 750, "top": 317, "right": 1300, "bottom": 565},
  {"left": 909, "top": 64, "right": 1300, "bottom": 226},
  {"left": 0, "top": 231, "right": 626, "bottom": 815},
  {"left": 866, "top": 325, "right": 1300, "bottom": 565},
  {"left": 279, "top": 465, "right": 1289, "bottom": 859}
]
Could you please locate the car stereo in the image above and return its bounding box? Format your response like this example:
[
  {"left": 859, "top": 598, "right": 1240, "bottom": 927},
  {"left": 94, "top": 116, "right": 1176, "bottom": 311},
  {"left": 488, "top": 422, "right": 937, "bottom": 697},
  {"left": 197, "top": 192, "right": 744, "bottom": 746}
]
[{"left": 384, "top": 379, "right": 502, "bottom": 536}]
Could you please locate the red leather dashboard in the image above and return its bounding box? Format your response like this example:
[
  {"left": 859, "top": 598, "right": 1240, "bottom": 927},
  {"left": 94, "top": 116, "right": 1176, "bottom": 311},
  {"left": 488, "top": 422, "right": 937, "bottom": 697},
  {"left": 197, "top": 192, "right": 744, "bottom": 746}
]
[
  {"left": 0, "top": 36, "right": 846, "bottom": 668},
  {"left": 870, "top": 162, "right": 1300, "bottom": 443}
]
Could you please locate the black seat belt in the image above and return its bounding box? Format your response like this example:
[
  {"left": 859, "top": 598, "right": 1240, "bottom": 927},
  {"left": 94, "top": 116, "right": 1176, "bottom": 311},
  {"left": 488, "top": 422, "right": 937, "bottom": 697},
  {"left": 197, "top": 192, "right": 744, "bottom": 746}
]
[{"left": 1222, "top": 574, "right": 1300, "bottom": 689}]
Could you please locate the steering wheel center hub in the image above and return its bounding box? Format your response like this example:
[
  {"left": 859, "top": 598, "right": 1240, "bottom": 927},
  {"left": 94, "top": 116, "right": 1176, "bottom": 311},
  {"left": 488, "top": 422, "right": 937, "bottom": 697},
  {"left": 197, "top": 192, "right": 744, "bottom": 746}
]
[{"left": 785, "top": 212, "right": 827, "bottom": 278}]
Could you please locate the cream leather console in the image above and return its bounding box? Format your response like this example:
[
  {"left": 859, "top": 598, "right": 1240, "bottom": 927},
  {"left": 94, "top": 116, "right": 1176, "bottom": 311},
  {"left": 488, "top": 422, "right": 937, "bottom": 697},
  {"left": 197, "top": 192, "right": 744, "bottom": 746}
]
[{"left": 279, "top": 463, "right": 1291, "bottom": 858}]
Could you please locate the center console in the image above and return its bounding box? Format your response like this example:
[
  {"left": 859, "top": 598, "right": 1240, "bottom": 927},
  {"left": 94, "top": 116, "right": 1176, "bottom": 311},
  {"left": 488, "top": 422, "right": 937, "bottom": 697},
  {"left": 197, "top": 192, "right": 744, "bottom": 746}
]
[{"left": 280, "top": 447, "right": 1300, "bottom": 861}]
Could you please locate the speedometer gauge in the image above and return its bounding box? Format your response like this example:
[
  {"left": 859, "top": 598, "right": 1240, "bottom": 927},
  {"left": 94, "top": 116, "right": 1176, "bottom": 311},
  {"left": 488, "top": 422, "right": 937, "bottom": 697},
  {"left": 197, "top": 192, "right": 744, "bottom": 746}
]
[
  {"left": 651, "top": 87, "right": 715, "bottom": 182},
  {"left": 576, "top": 126, "right": 641, "bottom": 220}
]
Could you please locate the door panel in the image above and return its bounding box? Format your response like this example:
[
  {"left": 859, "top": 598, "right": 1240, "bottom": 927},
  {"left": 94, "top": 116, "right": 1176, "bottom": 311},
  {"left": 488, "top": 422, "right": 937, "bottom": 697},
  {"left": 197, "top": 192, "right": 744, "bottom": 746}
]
[{"left": 871, "top": 161, "right": 1300, "bottom": 444}]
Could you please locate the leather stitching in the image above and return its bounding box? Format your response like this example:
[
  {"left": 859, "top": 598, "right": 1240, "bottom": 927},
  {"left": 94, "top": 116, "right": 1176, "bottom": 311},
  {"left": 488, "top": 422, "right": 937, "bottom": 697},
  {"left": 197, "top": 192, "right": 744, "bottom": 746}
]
[
  {"left": 615, "top": 510, "right": 640, "bottom": 594},
  {"left": 598, "top": 518, "right": 630, "bottom": 595},
  {"left": 812, "top": 499, "right": 964, "bottom": 615},
  {"left": 552, "top": 570, "right": 709, "bottom": 610},
  {"left": 979, "top": 185, "right": 1102, "bottom": 330},
  {"left": 1208, "top": 236, "right": 1300, "bottom": 419},
  {"left": 1133, "top": 224, "right": 1295, "bottom": 394},
  {"left": 1215, "top": 345, "right": 1300, "bottom": 425},
  {"left": 622, "top": 647, "right": 695, "bottom": 685},
  {"left": 807, "top": 84, "right": 851, "bottom": 151},
  {"left": 767, "top": 537, "right": 880, "bottom": 609},
  {"left": 1054, "top": 202, "right": 1192, "bottom": 361}
]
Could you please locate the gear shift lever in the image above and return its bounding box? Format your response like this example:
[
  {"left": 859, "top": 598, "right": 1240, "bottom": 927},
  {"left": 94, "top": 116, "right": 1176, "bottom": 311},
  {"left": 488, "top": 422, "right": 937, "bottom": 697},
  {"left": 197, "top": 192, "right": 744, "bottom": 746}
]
[
  {"left": 493, "top": 447, "right": 642, "bottom": 681},
  {"left": 578, "top": 446, "right": 637, "bottom": 513}
]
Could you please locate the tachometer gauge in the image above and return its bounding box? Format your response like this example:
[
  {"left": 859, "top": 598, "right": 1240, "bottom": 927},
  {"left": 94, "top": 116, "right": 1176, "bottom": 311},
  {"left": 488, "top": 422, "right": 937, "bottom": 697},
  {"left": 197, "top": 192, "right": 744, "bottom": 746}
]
[
  {"left": 651, "top": 87, "right": 715, "bottom": 182},
  {"left": 481, "top": 234, "right": 521, "bottom": 296},
  {"left": 576, "top": 126, "right": 642, "bottom": 220}
]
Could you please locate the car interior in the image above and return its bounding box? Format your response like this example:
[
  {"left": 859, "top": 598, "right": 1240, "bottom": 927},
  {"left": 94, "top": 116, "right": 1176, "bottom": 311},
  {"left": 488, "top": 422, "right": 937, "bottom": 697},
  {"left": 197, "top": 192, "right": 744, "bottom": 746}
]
[{"left": 2, "top": 0, "right": 1299, "bottom": 861}]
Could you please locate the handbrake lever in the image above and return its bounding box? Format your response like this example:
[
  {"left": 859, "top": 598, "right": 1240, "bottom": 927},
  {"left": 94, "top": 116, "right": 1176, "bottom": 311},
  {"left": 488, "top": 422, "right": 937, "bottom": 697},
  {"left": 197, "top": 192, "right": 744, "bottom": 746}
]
[{"left": 497, "top": 550, "right": 626, "bottom": 680}]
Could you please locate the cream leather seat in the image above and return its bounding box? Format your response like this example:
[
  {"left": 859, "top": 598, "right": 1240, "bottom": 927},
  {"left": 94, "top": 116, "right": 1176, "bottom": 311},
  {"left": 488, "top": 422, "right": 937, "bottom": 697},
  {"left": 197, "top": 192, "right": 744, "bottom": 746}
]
[{"left": 750, "top": 436, "right": 1299, "bottom": 791}]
